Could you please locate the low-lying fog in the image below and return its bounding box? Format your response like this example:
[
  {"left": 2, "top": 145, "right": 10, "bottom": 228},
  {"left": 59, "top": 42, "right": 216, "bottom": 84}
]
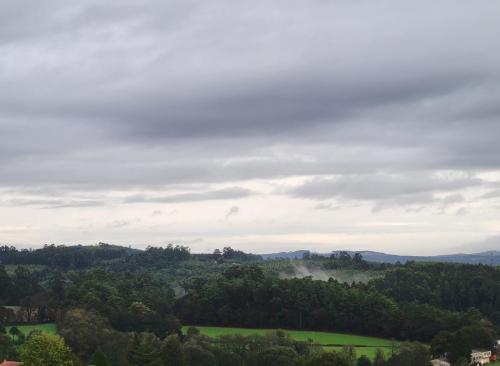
[{"left": 279, "top": 265, "right": 377, "bottom": 284}]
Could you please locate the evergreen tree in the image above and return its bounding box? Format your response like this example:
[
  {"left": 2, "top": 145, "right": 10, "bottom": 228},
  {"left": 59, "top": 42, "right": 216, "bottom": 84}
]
[
  {"left": 163, "top": 334, "right": 185, "bottom": 366},
  {"left": 127, "top": 332, "right": 163, "bottom": 366},
  {"left": 89, "top": 350, "right": 111, "bottom": 366}
]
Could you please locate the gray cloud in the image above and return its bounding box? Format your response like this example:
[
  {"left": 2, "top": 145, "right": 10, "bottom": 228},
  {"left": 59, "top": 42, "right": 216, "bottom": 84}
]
[
  {"left": 291, "top": 174, "right": 481, "bottom": 200},
  {"left": 107, "top": 218, "right": 141, "bottom": 228},
  {"left": 0, "top": 1, "right": 499, "bottom": 192},
  {"left": 481, "top": 190, "right": 500, "bottom": 199},
  {"left": 314, "top": 203, "right": 339, "bottom": 211},
  {"left": 123, "top": 187, "right": 254, "bottom": 204},
  {"left": 1, "top": 0, "right": 500, "bottom": 253},
  {"left": 1, "top": 198, "right": 104, "bottom": 209},
  {"left": 290, "top": 174, "right": 482, "bottom": 211},
  {"left": 43, "top": 200, "right": 105, "bottom": 209},
  {"left": 225, "top": 206, "right": 240, "bottom": 220}
]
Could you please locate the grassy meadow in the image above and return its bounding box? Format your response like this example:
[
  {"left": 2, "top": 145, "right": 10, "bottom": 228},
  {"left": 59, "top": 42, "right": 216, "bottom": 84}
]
[
  {"left": 182, "top": 326, "right": 397, "bottom": 359},
  {"left": 6, "top": 323, "right": 57, "bottom": 336}
]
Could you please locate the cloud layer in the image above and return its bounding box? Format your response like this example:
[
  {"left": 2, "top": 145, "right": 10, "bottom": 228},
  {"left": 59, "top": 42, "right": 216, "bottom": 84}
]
[{"left": 1, "top": 0, "right": 499, "bottom": 253}]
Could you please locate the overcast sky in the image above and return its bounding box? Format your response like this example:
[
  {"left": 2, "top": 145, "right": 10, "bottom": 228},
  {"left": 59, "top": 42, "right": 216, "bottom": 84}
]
[{"left": 1, "top": 0, "right": 500, "bottom": 255}]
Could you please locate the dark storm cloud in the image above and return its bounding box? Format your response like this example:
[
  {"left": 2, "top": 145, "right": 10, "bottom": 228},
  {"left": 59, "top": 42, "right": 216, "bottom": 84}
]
[{"left": 0, "top": 0, "right": 500, "bottom": 201}]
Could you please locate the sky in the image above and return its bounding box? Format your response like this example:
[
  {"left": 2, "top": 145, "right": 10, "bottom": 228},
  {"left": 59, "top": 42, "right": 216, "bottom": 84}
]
[{"left": 1, "top": 0, "right": 500, "bottom": 255}]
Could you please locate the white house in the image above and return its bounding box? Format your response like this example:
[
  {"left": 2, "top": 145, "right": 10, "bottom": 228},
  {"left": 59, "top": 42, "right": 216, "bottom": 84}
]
[{"left": 470, "top": 349, "right": 491, "bottom": 365}]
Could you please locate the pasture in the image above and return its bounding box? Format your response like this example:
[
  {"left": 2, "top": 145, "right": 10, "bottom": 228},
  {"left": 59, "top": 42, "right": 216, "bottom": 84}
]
[
  {"left": 6, "top": 323, "right": 57, "bottom": 336},
  {"left": 182, "top": 326, "right": 397, "bottom": 359}
]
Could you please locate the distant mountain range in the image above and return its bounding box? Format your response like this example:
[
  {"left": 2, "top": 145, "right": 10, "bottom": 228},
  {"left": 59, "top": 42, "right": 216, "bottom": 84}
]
[{"left": 261, "top": 250, "right": 500, "bottom": 265}]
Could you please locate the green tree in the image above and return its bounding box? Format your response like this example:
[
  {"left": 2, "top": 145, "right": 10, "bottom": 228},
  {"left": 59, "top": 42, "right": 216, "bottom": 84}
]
[
  {"left": 163, "top": 334, "right": 185, "bottom": 366},
  {"left": 127, "top": 332, "right": 163, "bottom": 366},
  {"left": 247, "top": 346, "right": 297, "bottom": 366},
  {"left": 186, "top": 327, "right": 200, "bottom": 337},
  {"left": 0, "top": 332, "right": 17, "bottom": 361},
  {"left": 430, "top": 331, "right": 453, "bottom": 358},
  {"left": 49, "top": 271, "right": 65, "bottom": 302},
  {"left": 58, "top": 308, "right": 130, "bottom": 365},
  {"left": 89, "top": 350, "right": 111, "bottom": 366},
  {"left": 20, "top": 333, "right": 75, "bottom": 366},
  {"left": 303, "top": 351, "right": 350, "bottom": 366},
  {"left": 212, "top": 348, "right": 242, "bottom": 366},
  {"left": 387, "top": 342, "right": 429, "bottom": 366},
  {"left": 9, "top": 326, "right": 24, "bottom": 344},
  {"left": 454, "top": 357, "right": 469, "bottom": 366},
  {"left": 356, "top": 355, "right": 372, "bottom": 366},
  {"left": 372, "top": 349, "right": 385, "bottom": 366},
  {"left": 447, "top": 324, "right": 495, "bottom": 364},
  {"left": 183, "top": 343, "right": 216, "bottom": 366},
  {"left": 342, "top": 346, "right": 356, "bottom": 366}
]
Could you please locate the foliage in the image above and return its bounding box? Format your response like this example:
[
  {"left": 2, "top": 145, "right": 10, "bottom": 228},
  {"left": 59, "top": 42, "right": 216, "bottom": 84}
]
[
  {"left": 126, "top": 332, "right": 164, "bottom": 366},
  {"left": 371, "top": 262, "right": 500, "bottom": 323},
  {"left": 163, "top": 334, "right": 186, "bottom": 366},
  {"left": 89, "top": 350, "right": 112, "bottom": 366},
  {"left": 356, "top": 355, "right": 372, "bottom": 366},
  {"left": 300, "top": 351, "right": 350, "bottom": 366},
  {"left": 1, "top": 244, "right": 499, "bottom": 366},
  {"left": 58, "top": 309, "right": 130, "bottom": 365},
  {"left": 175, "top": 265, "right": 475, "bottom": 342},
  {"left": 20, "top": 332, "right": 75, "bottom": 366},
  {"left": 385, "top": 342, "right": 429, "bottom": 366},
  {"left": 0, "top": 243, "right": 137, "bottom": 269},
  {"left": 443, "top": 324, "right": 496, "bottom": 363},
  {"left": 0, "top": 331, "right": 17, "bottom": 361}
]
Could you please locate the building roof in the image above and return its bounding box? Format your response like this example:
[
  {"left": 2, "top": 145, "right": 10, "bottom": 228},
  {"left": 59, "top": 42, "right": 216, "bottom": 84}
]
[{"left": 0, "top": 361, "right": 22, "bottom": 366}]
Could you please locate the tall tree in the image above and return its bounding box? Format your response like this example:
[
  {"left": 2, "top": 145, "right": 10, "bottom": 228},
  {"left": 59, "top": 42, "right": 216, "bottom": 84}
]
[
  {"left": 127, "top": 332, "right": 163, "bottom": 366},
  {"left": 163, "top": 334, "right": 185, "bottom": 366},
  {"left": 372, "top": 349, "right": 385, "bottom": 366},
  {"left": 89, "top": 350, "right": 112, "bottom": 366}
]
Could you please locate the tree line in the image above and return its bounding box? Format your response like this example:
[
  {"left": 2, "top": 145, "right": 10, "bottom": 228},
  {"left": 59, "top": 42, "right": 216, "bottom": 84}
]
[{"left": 0, "top": 245, "right": 499, "bottom": 365}]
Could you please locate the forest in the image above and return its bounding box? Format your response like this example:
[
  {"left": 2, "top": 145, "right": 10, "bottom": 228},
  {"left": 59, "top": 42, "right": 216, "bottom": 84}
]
[{"left": 0, "top": 243, "right": 499, "bottom": 366}]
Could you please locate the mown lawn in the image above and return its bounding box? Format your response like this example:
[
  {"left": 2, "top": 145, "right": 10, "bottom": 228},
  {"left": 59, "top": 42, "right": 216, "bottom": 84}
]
[
  {"left": 182, "top": 326, "right": 397, "bottom": 359},
  {"left": 6, "top": 323, "right": 57, "bottom": 336}
]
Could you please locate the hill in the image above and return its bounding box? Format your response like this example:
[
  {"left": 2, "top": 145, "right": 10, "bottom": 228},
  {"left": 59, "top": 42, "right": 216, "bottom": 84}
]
[{"left": 262, "top": 250, "right": 500, "bottom": 265}]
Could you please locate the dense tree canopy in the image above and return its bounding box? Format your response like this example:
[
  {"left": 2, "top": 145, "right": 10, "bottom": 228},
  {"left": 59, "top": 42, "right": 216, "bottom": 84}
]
[
  {"left": 371, "top": 262, "right": 500, "bottom": 324},
  {"left": 175, "top": 265, "right": 480, "bottom": 342}
]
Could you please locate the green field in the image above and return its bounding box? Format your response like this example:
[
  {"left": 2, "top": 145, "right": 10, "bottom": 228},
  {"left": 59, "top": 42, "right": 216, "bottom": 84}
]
[
  {"left": 182, "top": 326, "right": 397, "bottom": 359},
  {"left": 6, "top": 323, "right": 57, "bottom": 336}
]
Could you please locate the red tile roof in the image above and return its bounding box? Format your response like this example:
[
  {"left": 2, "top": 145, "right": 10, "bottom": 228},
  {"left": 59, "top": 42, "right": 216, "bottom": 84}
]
[{"left": 0, "top": 361, "right": 22, "bottom": 366}]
